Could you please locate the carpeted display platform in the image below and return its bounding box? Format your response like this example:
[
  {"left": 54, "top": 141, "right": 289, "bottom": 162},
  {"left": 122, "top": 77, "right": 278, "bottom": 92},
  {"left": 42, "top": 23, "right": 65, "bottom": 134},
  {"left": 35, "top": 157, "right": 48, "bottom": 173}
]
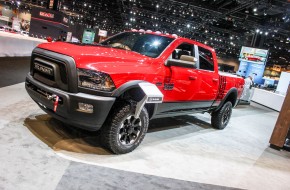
[
  {"left": 56, "top": 162, "right": 241, "bottom": 190},
  {"left": 0, "top": 83, "right": 290, "bottom": 190}
]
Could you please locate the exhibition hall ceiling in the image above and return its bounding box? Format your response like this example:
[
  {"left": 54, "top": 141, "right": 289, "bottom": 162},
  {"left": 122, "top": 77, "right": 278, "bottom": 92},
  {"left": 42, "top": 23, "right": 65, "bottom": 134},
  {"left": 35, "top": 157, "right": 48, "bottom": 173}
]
[{"left": 1, "top": 0, "right": 290, "bottom": 65}]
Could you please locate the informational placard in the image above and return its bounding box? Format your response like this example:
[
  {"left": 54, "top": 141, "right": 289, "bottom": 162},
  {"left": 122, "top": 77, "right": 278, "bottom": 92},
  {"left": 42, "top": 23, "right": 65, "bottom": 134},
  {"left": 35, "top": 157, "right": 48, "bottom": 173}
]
[
  {"left": 66, "top": 32, "right": 72, "bottom": 42},
  {"left": 82, "top": 29, "right": 95, "bottom": 44},
  {"left": 98, "top": 29, "right": 108, "bottom": 37}
]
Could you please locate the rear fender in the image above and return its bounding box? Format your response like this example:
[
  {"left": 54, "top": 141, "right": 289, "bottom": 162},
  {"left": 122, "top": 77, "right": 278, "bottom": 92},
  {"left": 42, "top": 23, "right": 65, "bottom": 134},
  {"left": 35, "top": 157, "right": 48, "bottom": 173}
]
[{"left": 214, "top": 88, "right": 238, "bottom": 111}]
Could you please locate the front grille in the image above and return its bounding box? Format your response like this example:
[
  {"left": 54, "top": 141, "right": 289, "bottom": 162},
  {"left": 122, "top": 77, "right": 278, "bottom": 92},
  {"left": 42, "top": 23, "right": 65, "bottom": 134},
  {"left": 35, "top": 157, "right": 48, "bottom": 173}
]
[
  {"left": 59, "top": 63, "right": 68, "bottom": 84},
  {"left": 33, "top": 58, "right": 55, "bottom": 82},
  {"left": 30, "top": 48, "right": 78, "bottom": 93}
]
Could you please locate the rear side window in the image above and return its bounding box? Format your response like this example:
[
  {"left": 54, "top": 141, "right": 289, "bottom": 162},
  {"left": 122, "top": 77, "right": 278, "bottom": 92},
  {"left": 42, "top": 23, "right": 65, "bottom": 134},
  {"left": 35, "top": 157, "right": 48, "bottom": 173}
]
[{"left": 198, "top": 46, "right": 214, "bottom": 71}]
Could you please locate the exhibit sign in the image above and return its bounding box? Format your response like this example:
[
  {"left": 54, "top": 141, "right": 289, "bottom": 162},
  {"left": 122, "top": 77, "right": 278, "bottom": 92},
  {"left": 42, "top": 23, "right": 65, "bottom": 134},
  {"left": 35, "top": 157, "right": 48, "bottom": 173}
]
[
  {"left": 66, "top": 32, "right": 72, "bottom": 42},
  {"left": 98, "top": 29, "right": 108, "bottom": 37},
  {"left": 39, "top": 11, "right": 55, "bottom": 19},
  {"left": 82, "top": 29, "right": 95, "bottom": 44},
  {"left": 239, "top": 46, "right": 269, "bottom": 64}
]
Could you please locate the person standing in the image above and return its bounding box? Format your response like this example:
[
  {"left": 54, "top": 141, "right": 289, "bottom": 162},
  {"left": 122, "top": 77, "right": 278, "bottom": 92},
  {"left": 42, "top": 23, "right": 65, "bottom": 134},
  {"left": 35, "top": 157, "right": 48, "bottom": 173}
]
[
  {"left": 240, "top": 76, "right": 253, "bottom": 104},
  {"left": 244, "top": 76, "right": 253, "bottom": 89}
]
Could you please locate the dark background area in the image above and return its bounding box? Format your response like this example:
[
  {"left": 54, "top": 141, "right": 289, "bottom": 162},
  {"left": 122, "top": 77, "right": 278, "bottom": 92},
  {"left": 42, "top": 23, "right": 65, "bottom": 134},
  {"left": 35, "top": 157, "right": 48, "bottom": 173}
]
[{"left": 0, "top": 57, "right": 31, "bottom": 88}]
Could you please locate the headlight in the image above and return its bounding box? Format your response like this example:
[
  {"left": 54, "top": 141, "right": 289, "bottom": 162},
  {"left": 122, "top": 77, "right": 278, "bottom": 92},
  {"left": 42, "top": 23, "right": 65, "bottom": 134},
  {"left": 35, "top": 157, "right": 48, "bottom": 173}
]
[{"left": 77, "top": 68, "right": 115, "bottom": 91}]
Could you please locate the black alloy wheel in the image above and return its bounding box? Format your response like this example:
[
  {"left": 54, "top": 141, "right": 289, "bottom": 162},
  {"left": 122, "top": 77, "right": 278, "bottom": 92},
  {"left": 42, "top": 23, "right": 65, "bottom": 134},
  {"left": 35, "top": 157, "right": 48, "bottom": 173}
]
[
  {"left": 222, "top": 106, "right": 231, "bottom": 126},
  {"left": 118, "top": 115, "right": 142, "bottom": 146},
  {"left": 100, "top": 102, "right": 149, "bottom": 154},
  {"left": 211, "top": 101, "right": 233, "bottom": 130}
]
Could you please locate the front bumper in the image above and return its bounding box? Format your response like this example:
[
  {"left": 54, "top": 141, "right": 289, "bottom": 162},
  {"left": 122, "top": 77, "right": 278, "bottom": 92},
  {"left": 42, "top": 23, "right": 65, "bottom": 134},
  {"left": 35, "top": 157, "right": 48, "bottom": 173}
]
[{"left": 25, "top": 74, "right": 116, "bottom": 131}]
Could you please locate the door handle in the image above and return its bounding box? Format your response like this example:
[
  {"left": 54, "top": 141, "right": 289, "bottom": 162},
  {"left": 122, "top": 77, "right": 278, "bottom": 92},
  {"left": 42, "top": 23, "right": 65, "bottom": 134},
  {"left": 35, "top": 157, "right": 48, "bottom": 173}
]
[
  {"left": 189, "top": 76, "right": 197, "bottom": 80},
  {"left": 212, "top": 78, "right": 218, "bottom": 82}
]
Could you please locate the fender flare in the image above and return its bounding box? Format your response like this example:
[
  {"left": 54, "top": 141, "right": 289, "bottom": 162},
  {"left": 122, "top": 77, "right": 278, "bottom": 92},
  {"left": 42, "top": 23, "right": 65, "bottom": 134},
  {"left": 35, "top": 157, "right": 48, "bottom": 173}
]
[
  {"left": 112, "top": 80, "right": 161, "bottom": 119},
  {"left": 215, "top": 88, "right": 238, "bottom": 111},
  {"left": 112, "top": 80, "right": 148, "bottom": 97}
]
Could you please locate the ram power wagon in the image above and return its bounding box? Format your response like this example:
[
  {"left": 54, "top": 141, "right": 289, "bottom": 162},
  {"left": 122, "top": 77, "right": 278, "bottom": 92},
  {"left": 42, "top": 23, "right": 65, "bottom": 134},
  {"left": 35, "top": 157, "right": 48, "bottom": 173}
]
[{"left": 25, "top": 30, "right": 245, "bottom": 154}]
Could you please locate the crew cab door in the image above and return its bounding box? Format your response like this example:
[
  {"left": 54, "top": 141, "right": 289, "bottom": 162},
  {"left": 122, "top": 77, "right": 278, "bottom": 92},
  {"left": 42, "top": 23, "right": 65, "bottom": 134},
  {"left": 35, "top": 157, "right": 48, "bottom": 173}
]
[
  {"left": 194, "top": 45, "right": 219, "bottom": 101},
  {"left": 162, "top": 43, "right": 200, "bottom": 102}
]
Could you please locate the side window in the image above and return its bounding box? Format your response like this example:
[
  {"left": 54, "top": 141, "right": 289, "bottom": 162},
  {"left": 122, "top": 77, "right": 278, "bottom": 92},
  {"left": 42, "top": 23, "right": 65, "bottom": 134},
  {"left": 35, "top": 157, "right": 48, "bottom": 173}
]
[
  {"left": 198, "top": 46, "right": 214, "bottom": 71},
  {"left": 172, "top": 43, "right": 195, "bottom": 60}
]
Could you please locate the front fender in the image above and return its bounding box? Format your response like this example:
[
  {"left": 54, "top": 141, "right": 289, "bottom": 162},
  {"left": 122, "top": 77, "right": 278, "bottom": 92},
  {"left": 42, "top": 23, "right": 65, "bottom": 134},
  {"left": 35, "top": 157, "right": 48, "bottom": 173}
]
[{"left": 112, "top": 80, "right": 147, "bottom": 97}]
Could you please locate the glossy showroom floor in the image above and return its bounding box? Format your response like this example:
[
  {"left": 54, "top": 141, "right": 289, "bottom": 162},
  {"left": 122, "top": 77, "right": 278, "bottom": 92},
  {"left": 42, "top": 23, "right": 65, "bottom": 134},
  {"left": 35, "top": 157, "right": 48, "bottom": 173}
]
[{"left": 0, "top": 81, "right": 289, "bottom": 190}]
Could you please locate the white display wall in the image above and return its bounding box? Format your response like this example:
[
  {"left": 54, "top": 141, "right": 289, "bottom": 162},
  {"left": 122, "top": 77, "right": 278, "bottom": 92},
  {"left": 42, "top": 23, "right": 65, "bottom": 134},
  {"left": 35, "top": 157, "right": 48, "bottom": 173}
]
[
  {"left": 0, "top": 32, "right": 45, "bottom": 57},
  {"left": 276, "top": 72, "right": 290, "bottom": 96}
]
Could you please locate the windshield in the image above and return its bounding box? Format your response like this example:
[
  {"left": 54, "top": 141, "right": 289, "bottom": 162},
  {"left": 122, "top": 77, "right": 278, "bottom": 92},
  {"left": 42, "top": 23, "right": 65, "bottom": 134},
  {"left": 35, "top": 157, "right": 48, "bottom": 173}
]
[{"left": 100, "top": 32, "right": 174, "bottom": 58}]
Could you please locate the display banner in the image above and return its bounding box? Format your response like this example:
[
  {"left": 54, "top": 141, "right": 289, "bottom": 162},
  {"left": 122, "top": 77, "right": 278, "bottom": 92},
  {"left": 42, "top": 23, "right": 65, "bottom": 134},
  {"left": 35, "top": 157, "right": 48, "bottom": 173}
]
[
  {"left": 31, "top": 7, "right": 68, "bottom": 27},
  {"left": 246, "top": 62, "right": 266, "bottom": 84},
  {"left": 237, "top": 46, "right": 269, "bottom": 84},
  {"left": 82, "top": 29, "right": 95, "bottom": 44},
  {"left": 239, "top": 46, "right": 269, "bottom": 64}
]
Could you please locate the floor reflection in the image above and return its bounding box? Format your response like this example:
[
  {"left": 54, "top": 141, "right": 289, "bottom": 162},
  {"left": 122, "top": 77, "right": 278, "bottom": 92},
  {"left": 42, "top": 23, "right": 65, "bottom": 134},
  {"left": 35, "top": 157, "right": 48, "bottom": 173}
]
[{"left": 24, "top": 114, "right": 212, "bottom": 155}]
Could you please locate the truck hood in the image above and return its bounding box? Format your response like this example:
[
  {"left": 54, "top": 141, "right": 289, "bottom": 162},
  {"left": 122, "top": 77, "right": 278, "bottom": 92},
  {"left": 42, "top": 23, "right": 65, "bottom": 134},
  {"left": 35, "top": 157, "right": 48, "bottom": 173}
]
[{"left": 37, "top": 42, "right": 153, "bottom": 71}]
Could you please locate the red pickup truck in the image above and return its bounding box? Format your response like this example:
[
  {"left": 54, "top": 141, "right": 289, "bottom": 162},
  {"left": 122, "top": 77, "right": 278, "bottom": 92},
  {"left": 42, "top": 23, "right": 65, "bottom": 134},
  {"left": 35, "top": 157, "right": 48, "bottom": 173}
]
[{"left": 25, "top": 30, "right": 244, "bottom": 154}]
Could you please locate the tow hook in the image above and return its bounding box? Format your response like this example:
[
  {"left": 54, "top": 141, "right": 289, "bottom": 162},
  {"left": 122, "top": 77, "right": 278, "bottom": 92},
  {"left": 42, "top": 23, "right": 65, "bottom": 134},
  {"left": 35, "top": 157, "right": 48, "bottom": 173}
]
[{"left": 47, "top": 94, "right": 59, "bottom": 112}]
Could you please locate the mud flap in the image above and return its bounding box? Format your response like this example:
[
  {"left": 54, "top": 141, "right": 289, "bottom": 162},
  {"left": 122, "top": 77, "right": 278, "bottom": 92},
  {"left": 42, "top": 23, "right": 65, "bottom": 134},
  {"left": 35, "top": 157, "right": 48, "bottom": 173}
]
[{"left": 134, "top": 83, "right": 163, "bottom": 118}]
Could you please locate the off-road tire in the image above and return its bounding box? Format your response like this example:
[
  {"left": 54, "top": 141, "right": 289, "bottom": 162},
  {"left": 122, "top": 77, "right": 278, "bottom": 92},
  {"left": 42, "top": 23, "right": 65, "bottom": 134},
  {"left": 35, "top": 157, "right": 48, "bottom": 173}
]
[
  {"left": 211, "top": 101, "right": 233, "bottom": 130},
  {"left": 100, "top": 101, "right": 149, "bottom": 154}
]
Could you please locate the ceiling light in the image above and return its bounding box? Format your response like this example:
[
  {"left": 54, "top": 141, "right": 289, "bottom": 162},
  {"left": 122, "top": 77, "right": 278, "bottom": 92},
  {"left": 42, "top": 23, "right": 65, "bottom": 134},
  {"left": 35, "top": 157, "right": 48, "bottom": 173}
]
[{"left": 253, "top": 8, "right": 257, "bottom": 12}]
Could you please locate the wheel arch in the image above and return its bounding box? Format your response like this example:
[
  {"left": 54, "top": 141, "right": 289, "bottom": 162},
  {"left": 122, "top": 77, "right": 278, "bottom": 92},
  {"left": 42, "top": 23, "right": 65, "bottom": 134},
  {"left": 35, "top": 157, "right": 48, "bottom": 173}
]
[
  {"left": 215, "top": 88, "right": 238, "bottom": 111},
  {"left": 112, "top": 80, "right": 158, "bottom": 119}
]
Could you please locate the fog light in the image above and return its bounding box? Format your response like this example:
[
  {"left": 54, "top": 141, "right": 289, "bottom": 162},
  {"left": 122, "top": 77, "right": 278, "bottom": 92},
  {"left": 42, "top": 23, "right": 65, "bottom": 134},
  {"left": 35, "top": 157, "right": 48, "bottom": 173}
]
[{"left": 77, "top": 103, "right": 94, "bottom": 113}]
